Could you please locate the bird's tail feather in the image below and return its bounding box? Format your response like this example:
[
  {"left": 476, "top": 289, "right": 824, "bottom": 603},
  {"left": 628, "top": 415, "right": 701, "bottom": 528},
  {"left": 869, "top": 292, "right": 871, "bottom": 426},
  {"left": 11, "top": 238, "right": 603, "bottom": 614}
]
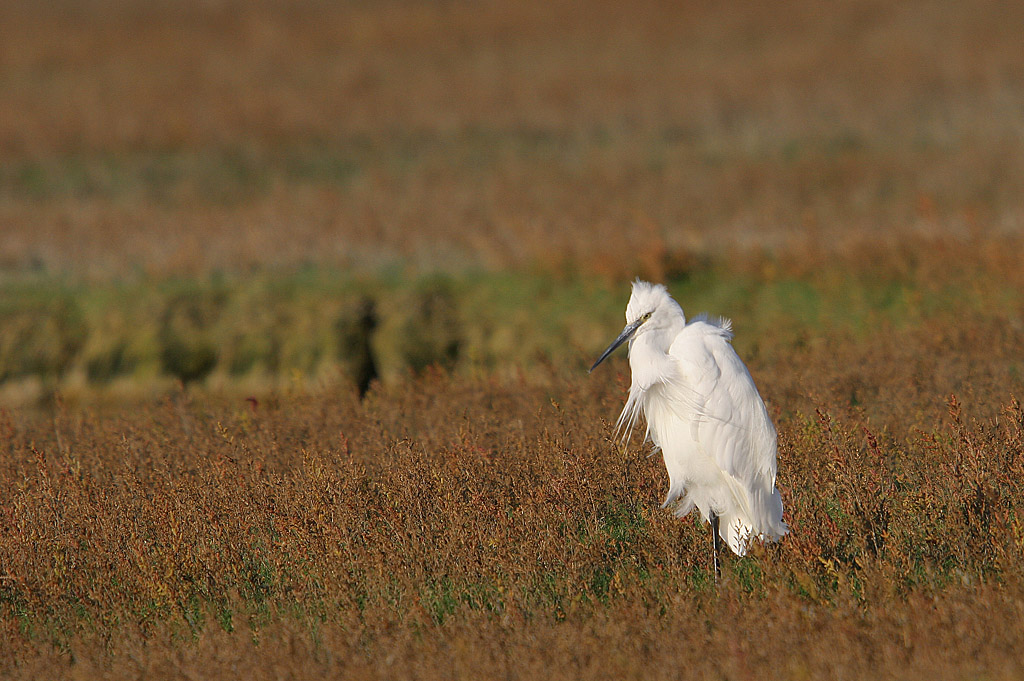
[
  {"left": 720, "top": 515, "right": 754, "bottom": 557},
  {"left": 719, "top": 491, "right": 788, "bottom": 557}
]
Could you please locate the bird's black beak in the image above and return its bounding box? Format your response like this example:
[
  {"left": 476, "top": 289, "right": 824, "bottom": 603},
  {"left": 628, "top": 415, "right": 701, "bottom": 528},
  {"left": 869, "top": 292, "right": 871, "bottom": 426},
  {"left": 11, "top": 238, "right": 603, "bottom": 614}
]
[{"left": 589, "top": 317, "right": 644, "bottom": 373}]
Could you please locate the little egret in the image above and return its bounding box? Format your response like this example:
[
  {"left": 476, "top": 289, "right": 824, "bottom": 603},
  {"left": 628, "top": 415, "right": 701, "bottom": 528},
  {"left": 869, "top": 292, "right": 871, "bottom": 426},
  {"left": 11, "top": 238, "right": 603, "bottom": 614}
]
[{"left": 590, "top": 281, "right": 787, "bottom": 578}]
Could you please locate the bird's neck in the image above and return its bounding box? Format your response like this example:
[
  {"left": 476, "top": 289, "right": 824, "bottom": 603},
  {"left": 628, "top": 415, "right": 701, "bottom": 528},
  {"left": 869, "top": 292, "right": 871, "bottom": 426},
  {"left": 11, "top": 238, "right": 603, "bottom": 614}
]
[
  {"left": 628, "top": 329, "right": 678, "bottom": 391},
  {"left": 640, "top": 319, "right": 684, "bottom": 354}
]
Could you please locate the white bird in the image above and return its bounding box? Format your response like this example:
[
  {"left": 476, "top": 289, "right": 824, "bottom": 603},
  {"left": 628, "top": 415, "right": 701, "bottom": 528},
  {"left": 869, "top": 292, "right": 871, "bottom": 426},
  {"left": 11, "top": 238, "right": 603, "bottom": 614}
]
[{"left": 590, "top": 280, "right": 787, "bottom": 577}]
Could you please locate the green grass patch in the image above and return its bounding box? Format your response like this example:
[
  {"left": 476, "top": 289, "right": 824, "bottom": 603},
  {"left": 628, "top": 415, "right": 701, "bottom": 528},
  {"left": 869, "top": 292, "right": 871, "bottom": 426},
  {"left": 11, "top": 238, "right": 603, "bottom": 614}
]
[{"left": 0, "top": 264, "right": 1016, "bottom": 399}]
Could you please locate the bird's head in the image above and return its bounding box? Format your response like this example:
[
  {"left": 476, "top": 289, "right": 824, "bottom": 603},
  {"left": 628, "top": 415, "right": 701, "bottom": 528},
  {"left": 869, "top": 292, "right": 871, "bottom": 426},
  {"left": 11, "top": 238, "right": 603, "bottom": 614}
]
[
  {"left": 589, "top": 280, "right": 684, "bottom": 372},
  {"left": 625, "top": 280, "right": 682, "bottom": 330}
]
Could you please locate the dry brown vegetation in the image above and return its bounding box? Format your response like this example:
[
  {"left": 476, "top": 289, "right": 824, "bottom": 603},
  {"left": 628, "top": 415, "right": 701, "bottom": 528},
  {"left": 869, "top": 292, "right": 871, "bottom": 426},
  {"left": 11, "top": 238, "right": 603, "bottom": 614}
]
[
  {"left": 3, "top": 0, "right": 1024, "bottom": 678},
  {"left": 3, "top": 329, "right": 1024, "bottom": 679}
]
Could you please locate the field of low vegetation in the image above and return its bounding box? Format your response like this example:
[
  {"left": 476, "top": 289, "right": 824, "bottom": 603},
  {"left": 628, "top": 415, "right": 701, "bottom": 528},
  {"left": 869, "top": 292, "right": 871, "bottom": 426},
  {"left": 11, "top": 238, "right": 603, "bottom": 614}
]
[{"left": 3, "top": 0, "right": 1024, "bottom": 678}]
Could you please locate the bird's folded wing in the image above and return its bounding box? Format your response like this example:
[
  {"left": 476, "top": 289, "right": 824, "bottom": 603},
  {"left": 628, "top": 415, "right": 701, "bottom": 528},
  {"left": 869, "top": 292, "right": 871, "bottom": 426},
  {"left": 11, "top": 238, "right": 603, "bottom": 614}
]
[{"left": 667, "top": 321, "right": 778, "bottom": 487}]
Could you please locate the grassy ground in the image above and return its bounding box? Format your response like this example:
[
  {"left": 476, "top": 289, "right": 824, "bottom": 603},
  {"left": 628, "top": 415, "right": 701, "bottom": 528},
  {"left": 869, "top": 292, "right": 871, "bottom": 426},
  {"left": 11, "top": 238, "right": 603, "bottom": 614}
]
[
  {"left": 3, "top": 325, "right": 1024, "bottom": 679},
  {"left": 3, "top": 0, "right": 1024, "bottom": 678},
  {"left": 4, "top": 253, "right": 1024, "bottom": 679}
]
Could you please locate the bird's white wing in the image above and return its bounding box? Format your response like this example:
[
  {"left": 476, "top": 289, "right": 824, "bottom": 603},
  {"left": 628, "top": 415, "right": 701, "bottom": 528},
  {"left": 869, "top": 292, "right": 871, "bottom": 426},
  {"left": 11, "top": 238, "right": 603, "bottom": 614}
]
[{"left": 666, "top": 319, "right": 779, "bottom": 501}]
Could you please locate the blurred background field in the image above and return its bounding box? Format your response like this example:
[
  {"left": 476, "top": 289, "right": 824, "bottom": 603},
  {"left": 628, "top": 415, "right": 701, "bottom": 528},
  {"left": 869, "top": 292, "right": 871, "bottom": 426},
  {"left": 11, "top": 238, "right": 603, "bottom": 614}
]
[
  {"left": 2, "top": 257, "right": 1024, "bottom": 411},
  {"left": 2, "top": 0, "right": 1024, "bottom": 678},
  {"left": 1, "top": 0, "right": 1023, "bottom": 400},
  {"left": 1, "top": 0, "right": 1022, "bottom": 279}
]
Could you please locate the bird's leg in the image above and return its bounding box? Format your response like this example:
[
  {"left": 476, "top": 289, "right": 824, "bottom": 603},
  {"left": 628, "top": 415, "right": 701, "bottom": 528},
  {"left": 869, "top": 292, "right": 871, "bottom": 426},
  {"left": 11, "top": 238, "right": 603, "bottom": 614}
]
[{"left": 710, "top": 512, "right": 722, "bottom": 583}]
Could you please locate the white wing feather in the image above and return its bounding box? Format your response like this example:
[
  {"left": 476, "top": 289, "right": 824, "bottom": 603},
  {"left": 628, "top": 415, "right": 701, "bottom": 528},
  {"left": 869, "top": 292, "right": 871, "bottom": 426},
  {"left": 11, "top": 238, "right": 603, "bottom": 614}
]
[
  {"left": 669, "top": 320, "right": 787, "bottom": 552},
  {"left": 621, "top": 318, "right": 787, "bottom": 555}
]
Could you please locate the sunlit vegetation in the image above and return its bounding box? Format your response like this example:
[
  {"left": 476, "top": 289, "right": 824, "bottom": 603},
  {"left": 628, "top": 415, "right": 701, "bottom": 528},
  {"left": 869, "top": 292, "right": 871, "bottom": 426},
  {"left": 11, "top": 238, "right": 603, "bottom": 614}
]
[{"left": 2, "top": 0, "right": 1024, "bottom": 678}]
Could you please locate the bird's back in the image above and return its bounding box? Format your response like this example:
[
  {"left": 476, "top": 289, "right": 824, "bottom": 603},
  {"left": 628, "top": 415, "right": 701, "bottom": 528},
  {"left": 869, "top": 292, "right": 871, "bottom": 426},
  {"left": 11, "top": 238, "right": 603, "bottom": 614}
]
[{"left": 637, "top": 317, "right": 787, "bottom": 555}]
